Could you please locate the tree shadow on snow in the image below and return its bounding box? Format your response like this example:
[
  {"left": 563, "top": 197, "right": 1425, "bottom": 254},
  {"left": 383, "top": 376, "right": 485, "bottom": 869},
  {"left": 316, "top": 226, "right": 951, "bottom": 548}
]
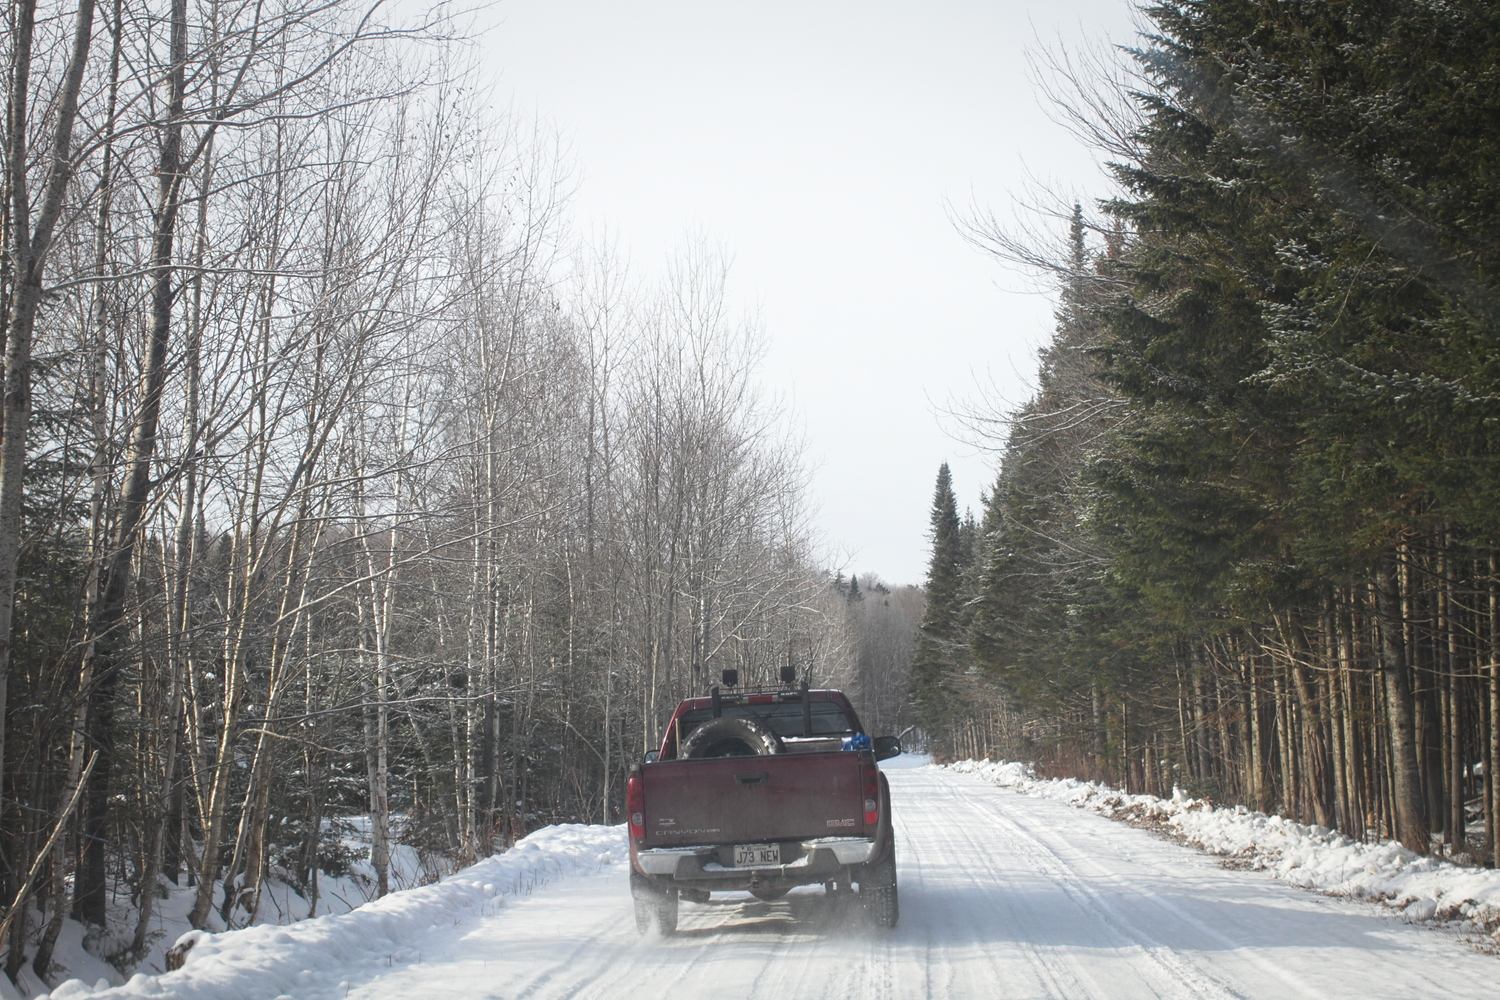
[{"left": 900, "top": 877, "right": 1400, "bottom": 953}]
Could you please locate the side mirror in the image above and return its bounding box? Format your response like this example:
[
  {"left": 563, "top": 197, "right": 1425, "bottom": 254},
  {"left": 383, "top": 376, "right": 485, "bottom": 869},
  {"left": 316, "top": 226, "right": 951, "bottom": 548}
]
[
  {"left": 873, "top": 736, "right": 901, "bottom": 761},
  {"left": 643, "top": 750, "right": 660, "bottom": 763}
]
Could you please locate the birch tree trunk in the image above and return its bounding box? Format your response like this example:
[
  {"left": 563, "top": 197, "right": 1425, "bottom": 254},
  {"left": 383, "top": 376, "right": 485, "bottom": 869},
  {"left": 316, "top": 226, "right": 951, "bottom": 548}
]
[{"left": 76, "top": 0, "right": 186, "bottom": 924}]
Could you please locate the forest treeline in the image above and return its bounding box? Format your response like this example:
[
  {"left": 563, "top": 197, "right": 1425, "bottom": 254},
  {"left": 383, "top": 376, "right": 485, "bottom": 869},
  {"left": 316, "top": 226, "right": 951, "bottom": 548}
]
[
  {"left": 912, "top": 0, "right": 1500, "bottom": 867},
  {"left": 0, "top": 0, "right": 919, "bottom": 983}
]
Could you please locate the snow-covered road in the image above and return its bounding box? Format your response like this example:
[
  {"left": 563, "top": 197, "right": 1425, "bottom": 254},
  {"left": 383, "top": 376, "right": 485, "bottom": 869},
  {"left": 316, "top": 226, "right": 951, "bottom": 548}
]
[
  {"left": 339, "top": 760, "right": 1493, "bottom": 1000},
  {"left": 80, "top": 759, "right": 1500, "bottom": 1000}
]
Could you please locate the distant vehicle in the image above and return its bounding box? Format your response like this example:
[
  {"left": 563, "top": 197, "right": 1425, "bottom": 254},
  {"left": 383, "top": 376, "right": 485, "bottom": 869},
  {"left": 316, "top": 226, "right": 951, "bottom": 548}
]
[{"left": 625, "top": 668, "right": 901, "bottom": 934}]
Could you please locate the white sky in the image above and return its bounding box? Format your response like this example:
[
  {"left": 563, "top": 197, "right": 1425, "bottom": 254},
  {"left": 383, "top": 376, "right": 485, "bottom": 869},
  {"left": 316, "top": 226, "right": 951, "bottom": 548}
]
[{"left": 477, "top": 0, "right": 1140, "bottom": 586}]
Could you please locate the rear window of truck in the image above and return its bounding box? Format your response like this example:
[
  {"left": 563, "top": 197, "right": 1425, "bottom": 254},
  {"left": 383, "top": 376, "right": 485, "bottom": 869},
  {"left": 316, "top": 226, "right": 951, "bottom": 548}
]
[{"left": 677, "top": 702, "right": 855, "bottom": 739}]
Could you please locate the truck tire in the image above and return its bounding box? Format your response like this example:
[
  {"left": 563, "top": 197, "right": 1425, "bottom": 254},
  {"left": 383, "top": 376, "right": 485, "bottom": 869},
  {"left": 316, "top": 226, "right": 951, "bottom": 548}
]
[
  {"left": 632, "top": 886, "right": 679, "bottom": 935},
  {"left": 679, "top": 716, "right": 783, "bottom": 758},
  {"left": 655, "top": 889, "right": 679, "bottom": 935}
]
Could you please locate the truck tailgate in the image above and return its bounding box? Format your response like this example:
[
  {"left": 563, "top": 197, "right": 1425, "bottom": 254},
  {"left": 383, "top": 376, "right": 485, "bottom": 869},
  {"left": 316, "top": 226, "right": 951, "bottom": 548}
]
[{"left": 639, "top": 752, "right": 867, "bottom": 848}]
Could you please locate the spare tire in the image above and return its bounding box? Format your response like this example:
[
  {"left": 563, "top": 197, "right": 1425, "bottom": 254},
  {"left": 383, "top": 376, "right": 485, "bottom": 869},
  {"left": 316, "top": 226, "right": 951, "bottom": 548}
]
[{"left": 679, "top": 716, "right": 783, "bottom": 758}]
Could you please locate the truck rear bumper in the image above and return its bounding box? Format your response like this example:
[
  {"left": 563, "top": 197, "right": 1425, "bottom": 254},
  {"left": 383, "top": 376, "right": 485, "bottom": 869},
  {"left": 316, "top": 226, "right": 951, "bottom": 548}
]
[{"left": 635, "top": 836, "right": 878, "bottom": 886}]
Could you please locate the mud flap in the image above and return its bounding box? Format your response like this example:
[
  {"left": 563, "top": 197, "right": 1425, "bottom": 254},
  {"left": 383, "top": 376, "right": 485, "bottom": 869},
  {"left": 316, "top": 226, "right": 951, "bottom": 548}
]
[
  {"left": 855, "top": 845, "right": 898, "bottom": 928},
  {"left": 854, "top": 847, "right": 896, "bottom": 889}
]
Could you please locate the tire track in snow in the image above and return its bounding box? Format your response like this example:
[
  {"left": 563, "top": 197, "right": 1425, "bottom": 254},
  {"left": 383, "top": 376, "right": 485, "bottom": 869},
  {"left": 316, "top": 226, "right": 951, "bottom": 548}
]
[
  {"left": 961, "top": 779, "right": 1250, "bottom": 1000},
  {"left": 336, "top": 763, "right": 1500, "bottom": 1000},
  {"left": 895, "top": 769, "right": 1140, "bottom": 1000},
  {"left": 922, "top": 763, "right": 1493, "bottom": 1000},
  {"left": 891, "top": 770, "right": 1110, "bottom": 999},
  {"left": 992, "top": 796, "right": 1321, "bottom": 1000}
]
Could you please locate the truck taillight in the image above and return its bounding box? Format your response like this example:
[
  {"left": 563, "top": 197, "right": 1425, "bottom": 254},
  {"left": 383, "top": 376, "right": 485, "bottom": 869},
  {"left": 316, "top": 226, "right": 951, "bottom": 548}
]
[
  {"left": 861, "top": 759, "right": 880, "bottom": 827},
  {"left": 626, "top": 768, "right": 645, "bottom": 839}
]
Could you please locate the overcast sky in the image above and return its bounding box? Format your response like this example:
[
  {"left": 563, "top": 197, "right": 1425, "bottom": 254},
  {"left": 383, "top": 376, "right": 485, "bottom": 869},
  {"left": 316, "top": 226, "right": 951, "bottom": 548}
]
[{"left": 477, "top": 0, "right": 1141, "bottom": 586}]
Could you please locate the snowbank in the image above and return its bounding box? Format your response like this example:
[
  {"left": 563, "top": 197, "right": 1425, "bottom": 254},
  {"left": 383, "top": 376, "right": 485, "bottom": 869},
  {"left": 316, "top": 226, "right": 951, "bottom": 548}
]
[
  {"left": 943, "top": 759, "right": 1500, "bottom": 939},
  {"left": 36, "top": 824, "right": 624, "bottom": 1000}
]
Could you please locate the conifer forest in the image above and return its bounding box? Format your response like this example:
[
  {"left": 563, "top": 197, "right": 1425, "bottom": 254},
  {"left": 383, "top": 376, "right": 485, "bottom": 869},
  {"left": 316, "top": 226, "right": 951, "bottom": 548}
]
[
  {"left": 1, "top": 0, "right": 1498, "bottom": 987},
  {"left": 912, "top": 0, "right": 1500, "bottom": 875}
]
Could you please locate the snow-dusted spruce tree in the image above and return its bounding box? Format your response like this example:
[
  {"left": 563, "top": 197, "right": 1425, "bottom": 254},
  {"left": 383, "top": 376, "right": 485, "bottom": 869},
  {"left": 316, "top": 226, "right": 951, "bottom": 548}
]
[{"left": 900, "top": 464, "right": 1008, "bottom": 758}]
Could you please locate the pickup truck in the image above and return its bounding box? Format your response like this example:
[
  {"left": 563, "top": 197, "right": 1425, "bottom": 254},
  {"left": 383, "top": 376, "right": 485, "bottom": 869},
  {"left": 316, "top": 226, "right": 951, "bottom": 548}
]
[{"left": 625, "top": 674, "right": 901, "bottom": 934}]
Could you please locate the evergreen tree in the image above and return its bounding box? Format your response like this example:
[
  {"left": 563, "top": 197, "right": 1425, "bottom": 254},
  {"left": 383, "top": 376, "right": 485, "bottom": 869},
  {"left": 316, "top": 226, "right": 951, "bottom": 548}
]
[
  {"left": 909, "top": 463, "right": 970, "bottom": 744},
  {"left": 966, "top": 0, "right": 1500, "bottom": 841},
  {"left": 967, "top": 205, "right": 1129, "bottom": 769}
]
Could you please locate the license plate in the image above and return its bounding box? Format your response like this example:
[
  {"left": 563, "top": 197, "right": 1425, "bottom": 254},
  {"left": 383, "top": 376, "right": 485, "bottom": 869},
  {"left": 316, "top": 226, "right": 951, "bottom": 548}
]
[{"left": 732, "top": 843, "right": 781, "bottom": 867}]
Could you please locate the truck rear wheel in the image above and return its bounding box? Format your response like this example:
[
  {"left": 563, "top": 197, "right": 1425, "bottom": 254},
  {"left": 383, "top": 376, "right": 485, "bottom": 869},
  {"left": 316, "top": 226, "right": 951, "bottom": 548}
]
[
  {"left": 631, "top": 872, "right": 680, "bottom": 935},
  {"left": 655, "top": 889, "right": 679, "bottom": 934},
  {"left": 633, "top": 888, "right": 679, "bottom": 935},
  {"left": 679, "top": 716, "right": 783, "bottom": 758}
]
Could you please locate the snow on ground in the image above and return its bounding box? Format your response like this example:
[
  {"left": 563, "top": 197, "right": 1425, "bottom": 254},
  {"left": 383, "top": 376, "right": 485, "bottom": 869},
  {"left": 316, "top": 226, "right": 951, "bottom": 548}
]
[
  {"left": 26, "top": 759, "right": 1500, "bottom": 1000},
  {"left": 946, "top": 758, "right": 1500, "bottom": 938},
  {"left": 10, "top": 823, "right": 449, "bottom": 996},
  {"left": 6, "top": 818, "right": 498, "bottom": 998},
  {"left": 27, "top": 825, "right": 620, "bottom": 1000}
]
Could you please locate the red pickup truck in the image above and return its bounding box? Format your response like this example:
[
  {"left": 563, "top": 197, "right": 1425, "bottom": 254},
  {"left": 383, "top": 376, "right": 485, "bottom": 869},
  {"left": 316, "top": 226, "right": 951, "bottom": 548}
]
[{"left": 625, "top": 674, "right": 901, "bottom": 934}]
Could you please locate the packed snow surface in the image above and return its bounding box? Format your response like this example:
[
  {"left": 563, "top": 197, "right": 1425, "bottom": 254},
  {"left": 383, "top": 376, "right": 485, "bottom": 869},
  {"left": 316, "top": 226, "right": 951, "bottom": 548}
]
[
  {"left": 948, "top": 758, "right": 1500, "bottom": 935},
  {"left": 45, "top": 757, "right": 1500, "bottom": 1000}
]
